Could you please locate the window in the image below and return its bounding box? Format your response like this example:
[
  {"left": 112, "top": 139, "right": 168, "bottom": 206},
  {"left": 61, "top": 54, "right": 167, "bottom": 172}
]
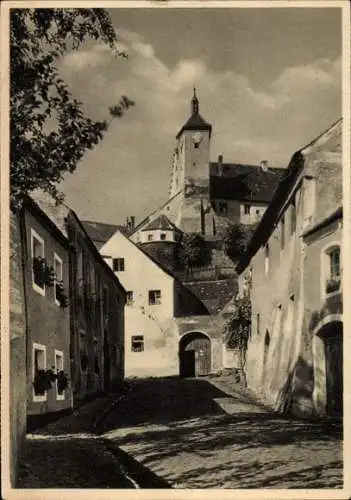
[
  {"left": 147, "top": 234, "right": 153, "bottom": 242},
  {"left": 256, "top": 313, "right": 260, "bottom": 336},
  {"left": 31, "top": 229, "right": 45, "bottom": 294},
  {"left": 218, "top": 202, "right": 228, "bottom": 214},
  {"left": 160, "top": 233, "right": 166, "bottom": 241},
  {"left": 131, "top": 335, "right": 144, "bottom": 352},
  {"left": 264, "top": 243, "right": 269, "bottom": 274},
  {"left": 55, "top": 350, "right": 65, "bottom": 400},
  {"left": 126, "top": 291, "right": 134, "bottom": 306},
  {"left": 280, "top": 215, "right": 285, "bottom": 252},
  {"left": 149, "top": 290, "right": 161, "bottom": 305},
  {"left": 244, "top": 204, "right": 251, "bottom": 215},
  {"left": 112, "top": 258, "right": 125, "bottom": 272},
  {"left": 33, "top": 343, "right": 47, "bottom": 402},
  {"left": 54, "top": 254, "right": 63, "bottom": 306},
  {"left": 290, "top": 196, "right": 296, "bottom": 235},
  {"left": 324, "top": 246, "right": 341, "bottom": 295}
]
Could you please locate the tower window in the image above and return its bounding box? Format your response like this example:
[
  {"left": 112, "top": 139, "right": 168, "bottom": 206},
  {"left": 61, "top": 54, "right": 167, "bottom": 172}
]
[
  {"left": 147, "top": 234, "right": 153, "bottom": 242},
  {"left": 160, "top": 233, "right": 166, "bottom": 241},
  {"left": 244, "top": 204, "right": 251, "bottom": 215}
]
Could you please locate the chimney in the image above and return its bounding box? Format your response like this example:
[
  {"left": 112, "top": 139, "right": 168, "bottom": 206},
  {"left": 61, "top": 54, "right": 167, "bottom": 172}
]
[
  {"left": 218, "top": 154, "right": 223, "bottom": 176},
  {"left": 130, "top": 216, "right": 135, "bottom": 230},
  {"left": 260, "top": 160, "right": 268, "bottom": 172}
]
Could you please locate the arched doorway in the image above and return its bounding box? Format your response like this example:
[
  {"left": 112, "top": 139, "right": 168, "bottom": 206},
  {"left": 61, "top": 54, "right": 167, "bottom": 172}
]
[
  {"left": 179, "top": 332, "right": 211, "bottom": 378},
  {"left": 320, "top": 321, "right": 343, "bottom": 416}
]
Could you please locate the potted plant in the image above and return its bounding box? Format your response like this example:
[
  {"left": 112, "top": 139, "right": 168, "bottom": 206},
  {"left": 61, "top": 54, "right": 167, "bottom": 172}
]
[
  {"left": 56, "top": 370, "right": 69, "bottom": 394},
  {"left": 56, "top": 280, "right": 69, "bottom": 308}
]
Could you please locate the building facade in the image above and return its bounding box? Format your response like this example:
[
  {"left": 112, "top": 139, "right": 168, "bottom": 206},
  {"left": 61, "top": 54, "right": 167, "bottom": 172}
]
[
  {"left": 66, "top": 212, "right": 126, "bottom": 400},
  {"left": 236, "top": 119, "right": 342, "bottom": 418},
  {"left": 22, "top": 197, "right": 72, "bottom": 430},
  {"left": 85, "top": 228, "right": 210, "bottom": 378}
]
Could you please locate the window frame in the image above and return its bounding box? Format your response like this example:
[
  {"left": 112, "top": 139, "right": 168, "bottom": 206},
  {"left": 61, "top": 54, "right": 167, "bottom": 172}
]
[
  {"left": 54, "top": 349, "right": 65, "bottom": 400},
  {"left": 31, "top": 229, "right": 46, "bottom": 296},
  {"left": 54, "top": 253, "right": 63, "bottom": 306},
  {"left": 112, "top": 258, "right": 125, "bottom": 272},
  {"left": 131, "top": 335, "right": 145, "bottom": 353},
  {"left": 244, "top": 204, "right": 251, "bottom": 215},
  {"left": 321, "top": 243, "right": 342, "bottom": 299},
  {"left": 160, "top": 233, "right": 166, "bottom": 241},
  {"left": 148, "top": 289, "right": 162, "bottom": 305},
  {"left": 147, "top": 234, "right": 154, "bottom": 242},
  {"left": 32, "top": 342, "right": 47, "bottom": 402}
]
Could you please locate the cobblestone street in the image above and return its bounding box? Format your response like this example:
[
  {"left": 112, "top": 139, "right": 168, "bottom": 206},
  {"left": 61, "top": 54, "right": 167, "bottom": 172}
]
[
  {"left": 101, "top": 377, "right": 343, "bottom": 489},
  {"left": 17, "top": 376, "right": 342, "bottom": 489}
]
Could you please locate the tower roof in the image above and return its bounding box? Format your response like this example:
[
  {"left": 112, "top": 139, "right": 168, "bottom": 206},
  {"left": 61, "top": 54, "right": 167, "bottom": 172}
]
[
  {"left": 141, "top": 214, "right": 181, "bottom": 232},
  {"left": 176, "top": 88, "right": 212, "bottom": 139}
]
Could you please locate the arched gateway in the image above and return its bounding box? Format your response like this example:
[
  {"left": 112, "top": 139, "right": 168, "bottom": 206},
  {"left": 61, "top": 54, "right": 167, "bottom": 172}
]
[{"left": 179, "top": 331, "right": 211, "bottom": 378}]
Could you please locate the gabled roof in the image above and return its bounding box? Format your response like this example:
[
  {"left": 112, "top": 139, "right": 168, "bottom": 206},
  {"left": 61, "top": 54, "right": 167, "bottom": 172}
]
[
  {"left": 101, "top": 229, "right": 209, "bottom": 315},
  {"left": 82, "top": 220, "right": 131, "bottom": 249},
  {"left": 210, "top": 163, "right": 285, "bottom": 203},
  {"left": 142, "top": 214, "right": 182, "bottom": 232},
  {"left": 176, "top": 113, "right": 212, "bottom": 139}
]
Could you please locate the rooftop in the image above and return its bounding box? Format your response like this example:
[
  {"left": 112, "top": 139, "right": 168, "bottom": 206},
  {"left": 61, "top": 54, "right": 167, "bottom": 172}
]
[
  {"left": 82, "top": 220, "right": 131, "bottom": 249},
  {"left": 210, "top": 162, "right": 286, "bottom": 203}
]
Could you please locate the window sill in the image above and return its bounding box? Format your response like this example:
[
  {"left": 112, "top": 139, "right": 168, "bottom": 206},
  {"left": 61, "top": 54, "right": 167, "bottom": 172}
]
[
  {"left": 32, "top": 282, "right": 46, "bottom": 296},
  {"left": 33, "top": 392, "right": 47, "bottom": 403}
]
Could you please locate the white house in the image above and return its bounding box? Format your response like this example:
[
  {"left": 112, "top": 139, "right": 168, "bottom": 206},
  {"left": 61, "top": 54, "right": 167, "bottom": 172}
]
[{"left": 99, "top": 230, "right": 208, "bottom": 378}]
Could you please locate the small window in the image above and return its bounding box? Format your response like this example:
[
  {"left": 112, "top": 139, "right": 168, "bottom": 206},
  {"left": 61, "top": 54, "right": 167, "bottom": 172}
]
[
  {"left": 54, "top": 254, "right": 63, "bottom": 306},
  {"left": 244, "top": 204, "right": 251, "bottom": 215},
  {"left": 149, "top": 290, "right": 161, "bottom": 305},
  {"left": 131, "top": 335, "right": 144, "bottom": 352},
  {"left": 148, "top": 234, "right": 153, "bottom": 242},
  {"left": 126, "top": 291, "right": 134, "bottom": 306},
  {"left": 219, "top": 202, "right": 228, "bottom": 214},
  {"left": 256, "top": 313, "right": 260, "bottom": 336},
  {"left": 160, "top": 233, "right": 166, "bottom": 241},
  {"left": 264, "top": 244, "right": 269, "bottom": 274},
  {"left": 55, "top": 350, "right": 65, "bottom": 400},
  {"left": 113, "top": 258, "right": 125, "bottom": 272},
  {"left": 33, "top": 343, "right": 47, "bottom": 401},
  {"left": 325, "top": 246, "right": 341, "bottom": 295},
  {"left": 256, "top": 209, "right": 260, "bottom": 215},
  {"left": 31, "top": 229, "right": 45, "bottom": 294}
]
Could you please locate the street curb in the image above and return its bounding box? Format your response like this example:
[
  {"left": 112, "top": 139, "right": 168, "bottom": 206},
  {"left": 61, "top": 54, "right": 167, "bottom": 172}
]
[
  {"left": 102, "top": 438, "right": 172, "bottom": 489},
  {"left": 92, "top": 381, "right": 134, "bottom": 435}
]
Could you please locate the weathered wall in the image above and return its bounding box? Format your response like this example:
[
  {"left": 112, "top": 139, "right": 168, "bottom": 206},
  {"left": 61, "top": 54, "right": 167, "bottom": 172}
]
[
  {"left": 244, "top": 120, "right": 342, "bottom": 417},
  {"left": 9, "top": 213, "right": 27, "bottom": 487},
  {"left": 67, "top": 214, "right": 125, "bottom": 401},
  {"left": 246, "top": 186, "right": 306, "bottom": 413}
]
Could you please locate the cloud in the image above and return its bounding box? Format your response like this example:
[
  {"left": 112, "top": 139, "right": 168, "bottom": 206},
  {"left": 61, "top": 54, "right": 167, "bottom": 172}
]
[{"left": 59, "top": 29, "right": 341, "bottom": 222}]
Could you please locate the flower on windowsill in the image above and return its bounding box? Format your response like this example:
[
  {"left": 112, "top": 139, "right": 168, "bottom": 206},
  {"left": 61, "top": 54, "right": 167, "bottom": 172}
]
[
  {"left": 56, "top": 280, "right": 69, "bottom": 308},
  {"left": 32, "top": 257, "right": 55, "bottom": 288},
  {"left": 326, "top": 277, "right": 341, "bottom": 294},
  {"left": 56, "top": 370, "right": 69, "bottom": 394}
]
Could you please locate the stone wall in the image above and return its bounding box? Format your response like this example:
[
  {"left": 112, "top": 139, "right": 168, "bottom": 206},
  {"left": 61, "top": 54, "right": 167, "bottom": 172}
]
[{"left": 9, "top": 213, "right": 27, "bottom": 487}]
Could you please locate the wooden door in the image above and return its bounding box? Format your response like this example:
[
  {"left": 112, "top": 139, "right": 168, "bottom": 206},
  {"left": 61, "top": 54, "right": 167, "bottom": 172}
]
[
  {"left": 324, "top": 329, "right": 343, "bottom": 415},
  {"left": 185, "top": 336, "right": 211, "bottom": 376}
]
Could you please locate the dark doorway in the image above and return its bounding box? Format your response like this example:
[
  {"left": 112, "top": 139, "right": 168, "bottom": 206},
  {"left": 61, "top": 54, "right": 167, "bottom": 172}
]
[
  {"left": 179, "top": 332, "right": 211, "bottom": 377},
  {"left": 322, "top": 322, "right": 343, "bottom": 416}
]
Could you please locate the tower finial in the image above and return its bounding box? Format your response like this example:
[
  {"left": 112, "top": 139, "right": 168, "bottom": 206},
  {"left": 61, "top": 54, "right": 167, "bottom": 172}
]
[{"left": 191, "top": 87, "right": 199, "bottom": 115}]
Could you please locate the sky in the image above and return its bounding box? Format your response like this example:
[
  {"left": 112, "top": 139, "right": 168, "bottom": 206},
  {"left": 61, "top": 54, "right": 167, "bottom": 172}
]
[{"left": 58, "top": 6, "right": 342, "bottom": 225}]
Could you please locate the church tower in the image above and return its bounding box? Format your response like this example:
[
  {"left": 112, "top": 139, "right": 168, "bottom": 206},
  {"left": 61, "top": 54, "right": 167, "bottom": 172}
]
[{"left": 169, "top": 89, "right": 212, "bottom": 233}]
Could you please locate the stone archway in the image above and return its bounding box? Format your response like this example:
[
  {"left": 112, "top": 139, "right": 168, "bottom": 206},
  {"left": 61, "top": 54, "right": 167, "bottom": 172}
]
[
  {"left": 179, "top": 332, "right": 211, "bottom": 378},
  {"left": 313, "top": 319, "right": 343, "bottom": 416}
]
